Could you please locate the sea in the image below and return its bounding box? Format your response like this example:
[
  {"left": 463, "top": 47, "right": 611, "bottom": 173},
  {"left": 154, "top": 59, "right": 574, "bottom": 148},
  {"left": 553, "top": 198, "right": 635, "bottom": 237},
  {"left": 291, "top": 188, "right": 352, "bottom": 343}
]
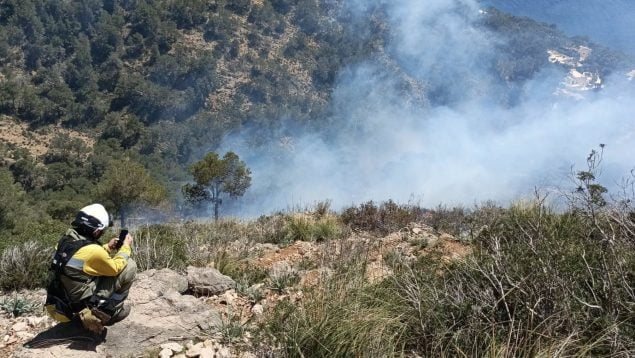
[{"left": 480, "top": 0, "right": 635, "bottom": 55}]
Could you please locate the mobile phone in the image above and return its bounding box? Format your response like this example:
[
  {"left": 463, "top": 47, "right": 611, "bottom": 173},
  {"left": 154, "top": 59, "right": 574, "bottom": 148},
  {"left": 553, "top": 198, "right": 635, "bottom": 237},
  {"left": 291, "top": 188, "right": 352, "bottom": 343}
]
[{"left": 115, "top": 229, "right": 128, "bottom": 250}]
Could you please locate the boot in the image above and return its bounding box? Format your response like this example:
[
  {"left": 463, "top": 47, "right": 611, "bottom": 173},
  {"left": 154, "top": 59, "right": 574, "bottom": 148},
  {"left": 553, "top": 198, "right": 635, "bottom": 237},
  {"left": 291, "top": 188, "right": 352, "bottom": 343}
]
[{"left": 105, "top": 304, "right": 131, "bottom": 326}]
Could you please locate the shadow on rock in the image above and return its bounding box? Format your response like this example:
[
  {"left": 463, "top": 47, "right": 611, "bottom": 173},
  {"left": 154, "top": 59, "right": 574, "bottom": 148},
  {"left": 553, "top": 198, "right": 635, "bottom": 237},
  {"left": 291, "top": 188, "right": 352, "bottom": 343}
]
[{"left": 22, "top": 321, "right": 104, "bottom": 351}]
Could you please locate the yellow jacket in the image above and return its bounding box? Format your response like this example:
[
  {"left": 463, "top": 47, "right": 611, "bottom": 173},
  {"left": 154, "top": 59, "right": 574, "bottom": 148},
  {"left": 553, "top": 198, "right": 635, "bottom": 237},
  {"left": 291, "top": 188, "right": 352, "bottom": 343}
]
[
  {"left": 61, "top": 228, "right": 132, "bottom": 276},
  {"left": 72, "top": 240, "right": 132, "bottom": 276}
]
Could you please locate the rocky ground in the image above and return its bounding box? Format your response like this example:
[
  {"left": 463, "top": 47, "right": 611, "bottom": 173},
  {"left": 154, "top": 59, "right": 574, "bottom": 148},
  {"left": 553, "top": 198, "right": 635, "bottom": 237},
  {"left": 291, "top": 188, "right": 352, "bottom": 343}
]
[{"left": 1, "top": 224, "right": 468, "bottom": 357}]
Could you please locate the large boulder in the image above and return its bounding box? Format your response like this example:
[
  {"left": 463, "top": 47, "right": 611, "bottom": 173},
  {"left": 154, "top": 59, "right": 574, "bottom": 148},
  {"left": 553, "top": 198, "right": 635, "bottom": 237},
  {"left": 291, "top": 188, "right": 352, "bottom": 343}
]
[
  {"left": 14, "top": 268, "right": 221, "bottom": 358},
  {"left": 186, "top": 266, "right": 235, "bottom": 296}
]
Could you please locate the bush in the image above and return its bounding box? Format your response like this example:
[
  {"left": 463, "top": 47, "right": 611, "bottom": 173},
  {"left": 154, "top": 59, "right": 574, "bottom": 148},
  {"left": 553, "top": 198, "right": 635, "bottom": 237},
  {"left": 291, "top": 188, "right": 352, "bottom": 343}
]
[
  {"left": 0, "top": 241, "right": 51, "bottom": 290},
  {"left": 259, "top": 200, "right": 635, "bottom": 356},
  {"left": 260, "top": 262, "right": 403, "bottom": 357},
  {"left": 248, "top": 213, "right": 347, "bottom": 245},
  {"left": 0, "top": 294, "right": 40, "bottom": 317},
  {"left": 133, "top": 224, "right": 189, "bottom": 271},
  {"left": 341, "top": 200, "right": 426, "bottom": 235},
  {"left": 267, "top": 267, "right": 299, "bottom": 293}
]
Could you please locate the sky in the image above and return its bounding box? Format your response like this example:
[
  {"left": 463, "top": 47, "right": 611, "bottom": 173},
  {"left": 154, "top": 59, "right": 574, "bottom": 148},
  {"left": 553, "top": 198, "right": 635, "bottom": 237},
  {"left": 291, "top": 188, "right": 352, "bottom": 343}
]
[{"left": 220, "top": 0, "right": 635, "bottom": 216}]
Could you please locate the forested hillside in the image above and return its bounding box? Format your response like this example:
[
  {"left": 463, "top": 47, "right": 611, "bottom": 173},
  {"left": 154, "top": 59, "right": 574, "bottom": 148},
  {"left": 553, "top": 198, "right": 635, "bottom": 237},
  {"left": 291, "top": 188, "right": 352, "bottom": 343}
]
[{"left": 0, "top": 0, "right": 631, "bottom": 243}]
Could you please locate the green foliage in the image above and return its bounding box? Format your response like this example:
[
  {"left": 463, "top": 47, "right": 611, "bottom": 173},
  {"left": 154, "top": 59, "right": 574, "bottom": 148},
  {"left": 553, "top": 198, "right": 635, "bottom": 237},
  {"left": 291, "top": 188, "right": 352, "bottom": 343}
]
[
  {"left": 133, "top": 225, "right": 189, "bottom": 272},
  {"left": 0, "top": 241, "right": 51, "bottom": 290},
  {"left": 260, "top": 201, "right": 635, "bottom": 356},
  {"left": 96, "top": 159, "right": 168, "bottom": 227},
  {"left": 261, "top": 264, "right": 404, "bottom": 357},
  {"left": 0, "top": 294, "right": 40, "bottom": 317},
  {"left": 0, "top": 167, "right": 27, "bottom": 231},
  {"left": 184, "top": 152, "right": 251, "bottom": 220},
  {"left": 267, "top": 269, "right": 299, "bottom": 293},
  {"left": 341, "top": 200, "right": 426, "bottom": 235},
  {"left": 284, "top": 215, "right": 345, "bottom": 243},
  {"left": 218, "top": 311, "right": 249, "bottom": 345}
]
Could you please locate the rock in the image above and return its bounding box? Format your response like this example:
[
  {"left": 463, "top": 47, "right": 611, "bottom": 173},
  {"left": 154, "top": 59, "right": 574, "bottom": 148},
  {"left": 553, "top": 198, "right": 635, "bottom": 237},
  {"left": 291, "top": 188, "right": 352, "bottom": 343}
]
[
  {"left": 270, "top": 261, "right": 293, "bottom": 276},
  {"left": 12, "top": 322, "right": 29, "bottom": 332},
  {"left": 15, "top": 332, "right": 34, "bottom": 340},
  {"left": 412, "top": 227, "right": 423, "bottom": 235},
  {"left": 219, "top": 290, "right": 238, "bottom": 305},
  {"left": 185, "top": 342, "right": 204, "bottom": 357},
  {"left": 251, "top": 304, "right": 264, "bottom": 316},
  {"left": 216, "top": 346, "right": 231, "bottom": 358},
  {"left": 130, "top": 269, "right": 189, "bottom": 305},
  {"left": 161, "top": 342, "right": 184, "bottom": 353},
  {"left": 187, "top": 266, "right": 236, "bottom": 296},
  {"left": 13, "top": 268, "right": 221, "bottom": 358},
  {"left": 199, "top": 347, "right": 215, "bottom": 358},
  {"left": 439, "top": 233, "right": 454, "bottom": 241},
  {"left": 27, "top": 317, "right": 48, "bottom": 327},
  {"left": 159, "top": 347, "right": 174, "bottom": 358}
]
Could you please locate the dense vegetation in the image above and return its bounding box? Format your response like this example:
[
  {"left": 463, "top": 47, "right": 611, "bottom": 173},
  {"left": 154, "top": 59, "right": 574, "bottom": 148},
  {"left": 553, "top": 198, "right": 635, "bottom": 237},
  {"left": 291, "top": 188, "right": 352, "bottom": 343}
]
[
  {"left": 1, "top": 2, "right": 633, "bottom": 356},
  {"left": 0, "top": 0, "right": 384, "bottom": 240},
  {"left": 3, "top": 155, "right": 633, "bottom": 356},
  {"left": 1, "top": 1, "right": 631, "bottom": 242}
]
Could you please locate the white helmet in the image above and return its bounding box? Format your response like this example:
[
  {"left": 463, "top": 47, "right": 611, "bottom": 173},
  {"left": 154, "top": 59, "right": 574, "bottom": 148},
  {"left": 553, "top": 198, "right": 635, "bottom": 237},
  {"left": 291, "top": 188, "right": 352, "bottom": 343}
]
[{"left": 76, "top": 203, "right": 110, "bottom": 230}]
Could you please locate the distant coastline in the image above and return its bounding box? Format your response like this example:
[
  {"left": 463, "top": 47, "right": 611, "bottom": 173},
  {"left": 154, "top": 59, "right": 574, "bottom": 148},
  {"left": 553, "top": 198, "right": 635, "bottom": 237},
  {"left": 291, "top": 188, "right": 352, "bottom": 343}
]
[{"left": 480, "top": 0, "right": 635, "bottom": 54}]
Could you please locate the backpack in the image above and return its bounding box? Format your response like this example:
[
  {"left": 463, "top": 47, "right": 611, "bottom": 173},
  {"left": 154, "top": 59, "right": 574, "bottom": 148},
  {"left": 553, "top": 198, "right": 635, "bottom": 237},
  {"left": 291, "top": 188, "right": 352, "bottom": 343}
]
[{"left": 45, "top": 235, "right": 92, "bottom": 320}]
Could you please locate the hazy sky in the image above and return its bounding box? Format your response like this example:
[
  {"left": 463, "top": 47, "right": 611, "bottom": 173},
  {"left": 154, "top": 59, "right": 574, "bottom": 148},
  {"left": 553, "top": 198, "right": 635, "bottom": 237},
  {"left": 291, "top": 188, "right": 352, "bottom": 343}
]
[{"left": 221, "top": 0, "right": 635, "bottom": 215}]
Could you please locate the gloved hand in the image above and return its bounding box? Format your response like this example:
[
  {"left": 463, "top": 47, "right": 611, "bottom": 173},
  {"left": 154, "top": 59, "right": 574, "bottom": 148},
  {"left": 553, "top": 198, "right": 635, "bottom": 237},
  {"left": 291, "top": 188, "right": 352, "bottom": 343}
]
[{"left": 78, "top": 307, "right": 106, "bottom": 334}]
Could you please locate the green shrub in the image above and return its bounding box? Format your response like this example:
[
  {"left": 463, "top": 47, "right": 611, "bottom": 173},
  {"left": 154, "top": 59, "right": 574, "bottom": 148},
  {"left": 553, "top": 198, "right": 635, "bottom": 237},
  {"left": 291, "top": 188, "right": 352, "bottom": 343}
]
[
  {"left": 281, "top": 214, "right": 346, "bottom": 243},
  {"left": 249, "top": 213, "right": 346, "bottom": 244},
  {"left": 236, "top": 281, "right": 264, "bottom": 304},
  {"left": 260, "top": 201, "right": 635, "bottom": 356},
  {"left": 311, "top": 216, "right": 346, "bottom": 242},
  {"left": 267, "top": 270, "right": 299, "bottom": 293},
  {"left": 424, "top": 204, "right": 470, "bottom": 236},
  {"left": 133, "top": 224, "right": 189, "bottom": 271},
  {"left": 0, "top": 241, "right": 51, "bottom": 290},
  {"left": 341, "top": 200, "right": 426, "bottom": 235},
  {"left": 218, "top": 311, "right": 249, "bottom": 345},
  {"left": 248, "top": 214, "right": 288, "bottom": 244},
  {"left": 260, "top": 263, "right": 404, "bottom": 357},
  {"left": 284, "top": 215, "right": 313, "bottom": 242},
  {"left": 384, "top": 202, "right": 634, "bottom": 356},
  {"left": 0, "top": 294, "right": 40, "bottom": 317}
]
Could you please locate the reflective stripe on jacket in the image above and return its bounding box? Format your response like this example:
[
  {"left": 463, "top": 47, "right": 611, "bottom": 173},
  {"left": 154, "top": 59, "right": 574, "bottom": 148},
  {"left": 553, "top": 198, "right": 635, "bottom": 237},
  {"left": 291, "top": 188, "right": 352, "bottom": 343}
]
[{"left": 63, "top": 228, "right": 132, "bottom": 277}]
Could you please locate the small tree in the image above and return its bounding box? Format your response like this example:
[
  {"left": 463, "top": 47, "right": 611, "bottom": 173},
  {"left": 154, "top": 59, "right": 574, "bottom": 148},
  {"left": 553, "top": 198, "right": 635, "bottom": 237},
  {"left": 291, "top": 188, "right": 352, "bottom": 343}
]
[
  {"left": 96, "top": 159, "right": 167, "bottom": 227},
  {"left": 183, "top": 151, "right": 251, "bottom": 221}
]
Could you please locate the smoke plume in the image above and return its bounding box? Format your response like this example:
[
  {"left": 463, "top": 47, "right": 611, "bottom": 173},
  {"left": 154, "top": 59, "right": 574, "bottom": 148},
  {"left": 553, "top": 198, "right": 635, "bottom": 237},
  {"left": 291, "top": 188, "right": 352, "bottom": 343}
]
[{"left": 222, "top": 0, "right": 635, "bottom": 216}]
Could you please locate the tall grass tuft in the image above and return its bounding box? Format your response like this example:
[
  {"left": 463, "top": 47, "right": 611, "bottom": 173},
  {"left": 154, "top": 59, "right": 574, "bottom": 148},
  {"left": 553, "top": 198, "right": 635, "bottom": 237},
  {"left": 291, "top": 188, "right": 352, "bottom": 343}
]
[
  {"left": 261, "top": 262, "right": 405, "bottom": 357},
  {"left": 0, "top": 241, "right": 50, "bottom": 290}
]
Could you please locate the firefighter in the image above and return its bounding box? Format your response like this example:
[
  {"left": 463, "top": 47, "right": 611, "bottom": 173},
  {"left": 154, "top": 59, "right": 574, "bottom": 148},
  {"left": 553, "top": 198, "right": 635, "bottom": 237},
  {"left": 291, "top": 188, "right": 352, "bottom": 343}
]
[{"left": 45, "top": 203, "right": 137, "bottom": 334}]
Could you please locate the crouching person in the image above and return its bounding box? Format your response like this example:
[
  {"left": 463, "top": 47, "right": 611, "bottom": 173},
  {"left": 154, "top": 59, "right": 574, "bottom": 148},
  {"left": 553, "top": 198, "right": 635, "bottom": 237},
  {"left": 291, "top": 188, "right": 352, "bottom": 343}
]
[{"left": 45, "top": 203, "right": 137, "bottom": 335}]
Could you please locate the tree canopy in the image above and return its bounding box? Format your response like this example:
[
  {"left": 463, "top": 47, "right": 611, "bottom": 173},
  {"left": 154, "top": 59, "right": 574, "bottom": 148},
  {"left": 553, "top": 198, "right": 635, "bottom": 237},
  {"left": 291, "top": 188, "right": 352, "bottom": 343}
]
[
  {"left": 183, "top": 151, "right": 251, "bottom": 220},
  {"left": 96, "top": 159, "right": 168, "bottom": 227}
]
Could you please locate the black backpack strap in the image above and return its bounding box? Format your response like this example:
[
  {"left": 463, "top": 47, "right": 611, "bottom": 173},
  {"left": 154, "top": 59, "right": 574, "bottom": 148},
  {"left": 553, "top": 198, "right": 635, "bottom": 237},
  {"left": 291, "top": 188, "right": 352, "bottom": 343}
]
[
  {"left": 50, "top": 235, "right": 92, "bottom": 274},
  {"left": 47, "top": 235, "right": 94, "bottom": 318}
]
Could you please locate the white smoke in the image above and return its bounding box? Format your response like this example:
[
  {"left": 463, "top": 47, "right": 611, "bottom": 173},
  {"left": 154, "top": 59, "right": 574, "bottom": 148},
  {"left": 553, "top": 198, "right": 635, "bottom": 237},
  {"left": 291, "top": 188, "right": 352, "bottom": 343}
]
[{"left": 221, "top": 0, "right": 635, "bottom": 216}]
